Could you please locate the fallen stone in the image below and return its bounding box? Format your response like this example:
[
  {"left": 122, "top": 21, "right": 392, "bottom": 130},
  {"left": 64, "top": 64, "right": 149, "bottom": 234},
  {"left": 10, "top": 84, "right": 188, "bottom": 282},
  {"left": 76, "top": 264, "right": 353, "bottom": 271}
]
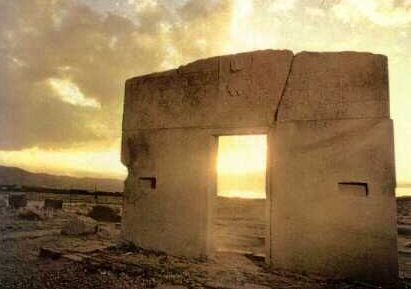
[
  {"left": 18, "top": 208, "right": 43, "bottom": 221},
  {"left": 235, "top": 284, "right": 271, "bottom": 289},
  {"left": 154, "top": 285, "right": 188, "bottom": 289},
  {"left": 39, "top": 247, "right": 62, "bottom": 260},
  {"left": 61, "top": 216, "right": 98, "bottom": 236},
  {"left": 9, "top": 194, "right": 27, "bottom": 209},
  {"left": 1, "top": 229, "right": 60, "bottom": 242},
  {"left": 205, "top": 283, "right": 270, "bottom": 289},
  {"left": 88, "top": 205, "right": 121, "bottom": 223},
  {"left": 63, "top": 254, "right": 85, "bottom": 262},
  {"left": 44, "top": 199, "right": 63, "bottom": 210},
  {"left": 398, "top": 225, "right": 411, "bottom": 236},
  {"left": 0, "top": 197, "right": 7, "bottom": 207},
  {"left": 97, "top": 226, "right": 113, "bottom": 239}
]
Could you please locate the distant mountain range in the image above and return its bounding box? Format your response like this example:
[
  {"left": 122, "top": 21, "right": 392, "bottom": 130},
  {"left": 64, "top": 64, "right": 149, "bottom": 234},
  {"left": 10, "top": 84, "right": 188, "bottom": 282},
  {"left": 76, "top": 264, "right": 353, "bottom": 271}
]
[
  {"left": 0, "top": 164, "right": 407, "bottom": 195},
  {"left": 0, "top": 165, "right": 123, "bottom": 192}
]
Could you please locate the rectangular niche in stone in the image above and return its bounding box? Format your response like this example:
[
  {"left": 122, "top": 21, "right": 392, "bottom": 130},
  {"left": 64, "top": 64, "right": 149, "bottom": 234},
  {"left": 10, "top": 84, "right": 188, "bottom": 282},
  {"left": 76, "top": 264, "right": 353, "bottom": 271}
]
[
  {"left": 139, "top": 177, "right": 157, "bottom": 190},
  {"left": 338, "top": 182, "right": 369, "bottom": 196}
]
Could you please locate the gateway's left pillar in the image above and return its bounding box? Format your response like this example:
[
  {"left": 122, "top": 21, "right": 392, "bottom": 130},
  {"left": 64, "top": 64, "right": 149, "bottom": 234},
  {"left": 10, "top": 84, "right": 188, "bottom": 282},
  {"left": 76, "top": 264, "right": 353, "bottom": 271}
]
[{"left": 120, "top": 62, "right": 220, "bottom": 257}]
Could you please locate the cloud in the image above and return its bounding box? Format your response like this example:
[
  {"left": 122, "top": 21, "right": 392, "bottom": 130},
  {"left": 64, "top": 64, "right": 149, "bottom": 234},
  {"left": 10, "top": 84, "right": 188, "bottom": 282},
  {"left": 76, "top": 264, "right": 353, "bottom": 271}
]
[
  {"left": 333, "top": 0, "right": 411, "bottom": 27},
  {"left": 1, "top": 0, "right": 411, "bottom": 182},
  {"left": 48, "top": 78, "right": 101, "bottom": 108},
  {"left": 269, "top": 0, "right": 300, "bottom": 13},
  {"left": 0, "top": 0, "right": 232, "bottom": 150}
]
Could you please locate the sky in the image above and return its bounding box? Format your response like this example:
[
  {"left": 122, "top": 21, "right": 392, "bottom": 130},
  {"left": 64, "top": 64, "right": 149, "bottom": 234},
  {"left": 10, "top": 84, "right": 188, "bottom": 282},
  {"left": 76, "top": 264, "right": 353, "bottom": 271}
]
[
  {"left": 217, "top": 135, "right": 267, "bottom": 199},
  {"left": 0, "top": 0, "right": 410, "bottom": 184}
]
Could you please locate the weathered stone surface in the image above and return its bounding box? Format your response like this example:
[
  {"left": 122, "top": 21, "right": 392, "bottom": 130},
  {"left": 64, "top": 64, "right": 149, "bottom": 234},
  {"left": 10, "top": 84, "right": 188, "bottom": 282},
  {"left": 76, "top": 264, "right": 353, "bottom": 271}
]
[
  {"left": 123, "top": 50, "right": 293, "bottom": 131},
  {"left": 239, "top": 285, "right": 270, "bottom": 289},
  {"left": 277, "top": 52, "right": 389, "bottom": 121},
  {"left": 88, "top": 205, "right": 121, "bottom": 223},
  {"left": 44, "top": 199, "right": 63, "bottom": 210},
  {"left": 154, "top": 285, "right": 187, "bottom": 289},
  {"left": 8, "top": 194, "right": 27, "bottom": 209},
  {"left": 39, "top": 247, "right": 62, "bottom": 260},
  {"left": 62, "top": 253, "right": 85, "bottom": 262},
  {"left": 122, "top": 49, "right": 397, "bottom": 285},
  {"left": 270, "top": 118, "right": 397, "bottom": 283},
  {"left": 18, "top": 208, "right": 43, "bottom": 221},
  {"left": 122, "top": 129, "right": 212, "bottom": 256},
  {"left": 0, "top": 196, "right": 7, "bottom": 208},
  {"left": 398, "top": 225, "right": 411, "bottom": 236},
  {"left": 61, "top": 216, "right": 97, "bottom": 236}
]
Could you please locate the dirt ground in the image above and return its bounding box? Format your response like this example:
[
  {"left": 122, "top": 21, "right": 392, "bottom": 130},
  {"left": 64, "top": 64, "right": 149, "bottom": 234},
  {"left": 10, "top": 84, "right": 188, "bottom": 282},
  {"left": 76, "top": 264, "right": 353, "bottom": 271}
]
[{"left": 1, "top": 195, "right": 411, "bottom": 289}]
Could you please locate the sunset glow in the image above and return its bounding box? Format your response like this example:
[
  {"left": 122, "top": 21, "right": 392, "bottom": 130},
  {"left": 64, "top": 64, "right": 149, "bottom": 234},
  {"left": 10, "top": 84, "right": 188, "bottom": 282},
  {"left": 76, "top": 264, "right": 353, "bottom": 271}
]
[
  {"left": 217, "top": 135, "right": 267, "bottom": 199},
  {"left": 0, "top": 145, "right": 126, "bottom": 179},
  {"left": 1, "top": 0, "right": 410, "bottom": 191}
]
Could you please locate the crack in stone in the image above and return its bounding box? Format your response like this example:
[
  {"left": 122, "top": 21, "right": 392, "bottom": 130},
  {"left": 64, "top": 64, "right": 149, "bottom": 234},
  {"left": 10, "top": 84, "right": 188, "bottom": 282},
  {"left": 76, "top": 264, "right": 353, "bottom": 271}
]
[{"left": 274, "top": 54, "right": 295, "bottom": 122}]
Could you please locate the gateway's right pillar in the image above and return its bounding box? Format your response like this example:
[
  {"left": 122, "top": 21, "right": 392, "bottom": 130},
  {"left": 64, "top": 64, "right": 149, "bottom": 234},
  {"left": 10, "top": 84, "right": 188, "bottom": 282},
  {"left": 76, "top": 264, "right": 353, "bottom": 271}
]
[{"left": 271, "top": 52, "right": 398, "bottom": 285}]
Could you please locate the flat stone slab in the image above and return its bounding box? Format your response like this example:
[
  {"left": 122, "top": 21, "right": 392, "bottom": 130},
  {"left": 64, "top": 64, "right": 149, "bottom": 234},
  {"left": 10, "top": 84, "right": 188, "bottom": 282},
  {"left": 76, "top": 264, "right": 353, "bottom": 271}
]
[
  {"left": 205, "top": 282, "right": 270, "bottom": 289},
  {"left": 154, "top": 285, "right": 188, "bottom": 289},
  {"left": 1, "top": 229, "right": 61, "bottom": 242},
  {"left": 235, "top": 285, "right": 271, "bottom": 289},
  {"left": 123, "top": 49, "right": 293, "bottom": 131},
  {"left": 277, "top": 51, "right": 389, "bottom": 121}
]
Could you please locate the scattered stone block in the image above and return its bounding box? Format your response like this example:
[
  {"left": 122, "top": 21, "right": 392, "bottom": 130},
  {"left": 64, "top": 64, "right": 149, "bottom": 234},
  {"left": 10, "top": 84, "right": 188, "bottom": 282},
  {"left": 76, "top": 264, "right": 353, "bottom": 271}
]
[
  {"left": 205, "top": 282, "right": 270, "bottom": 289},
  {"left": 88, "top": 205, "right": 121, "bottom": 223},
  {"left": 9, "top": 194, "right": 27, "bottom": 209},
  {"left": 18, "top": 208, "right": 43, "bottom": 221},
  {"left": 63, "top": 254, "right": 85, "bottom": 262},
  {"left": 236, "top": 284, "right": 271, "bottom": 289},
  {"left": 61, "top": 216, "right": 98, "bottom": 236},
  {"left": 398, "top": 225, "right": 411, "bottom": 236},
  {"left": 0, "top": 196, "right": 7, "bottom": 208},
  {"left": 154, "top": 285, "right": 188, "bottom": 289},
  {"left": 39, "top": 247, "right": 62, "bottom": 260},
  {"left": 97, "top": 226, "right": 112, "bottom": 239},
  {"left": 44, "top": 199, "right": 63, "bottom": 210}
]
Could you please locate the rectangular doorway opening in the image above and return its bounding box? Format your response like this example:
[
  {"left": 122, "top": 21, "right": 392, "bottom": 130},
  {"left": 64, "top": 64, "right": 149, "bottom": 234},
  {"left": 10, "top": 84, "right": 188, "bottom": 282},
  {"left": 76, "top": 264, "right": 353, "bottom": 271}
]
[{"left": 212, "top": 134, "right": 268, "bottom": 258}]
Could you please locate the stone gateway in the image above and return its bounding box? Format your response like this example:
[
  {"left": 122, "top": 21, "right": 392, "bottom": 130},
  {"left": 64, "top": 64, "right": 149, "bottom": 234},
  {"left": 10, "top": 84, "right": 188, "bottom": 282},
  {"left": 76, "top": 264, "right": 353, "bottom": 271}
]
[{"left": 121, "top": 50, "right": 397, "bottom": 285}]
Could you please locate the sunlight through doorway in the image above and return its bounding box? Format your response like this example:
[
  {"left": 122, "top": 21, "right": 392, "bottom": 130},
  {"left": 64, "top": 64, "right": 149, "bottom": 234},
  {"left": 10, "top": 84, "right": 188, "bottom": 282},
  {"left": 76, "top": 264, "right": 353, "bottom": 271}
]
[{"left": 213, "top": 134, "right": 267, "bottom": 256}]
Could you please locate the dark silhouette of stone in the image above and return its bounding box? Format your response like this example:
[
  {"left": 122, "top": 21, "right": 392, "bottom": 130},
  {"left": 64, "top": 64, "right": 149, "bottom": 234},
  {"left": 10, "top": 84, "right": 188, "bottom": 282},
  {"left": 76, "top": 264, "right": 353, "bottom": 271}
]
[
  {"left": 61, "top": 216, "right": 97, "bottom": 236},
  {"left": 39, "top": 247, "right": 62, "bottom": 260},
  {"left": 44, "top": 199, "right": 63, "bottom": 210},
  {"left": 88, "top": 205, "right": 121, "bottom": 223},
  {"left": 18, "top": 208, "right": 43, "bottom": 221},
  {"left": 9, "top": 194, "right": 27, "bottom": 209}
]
